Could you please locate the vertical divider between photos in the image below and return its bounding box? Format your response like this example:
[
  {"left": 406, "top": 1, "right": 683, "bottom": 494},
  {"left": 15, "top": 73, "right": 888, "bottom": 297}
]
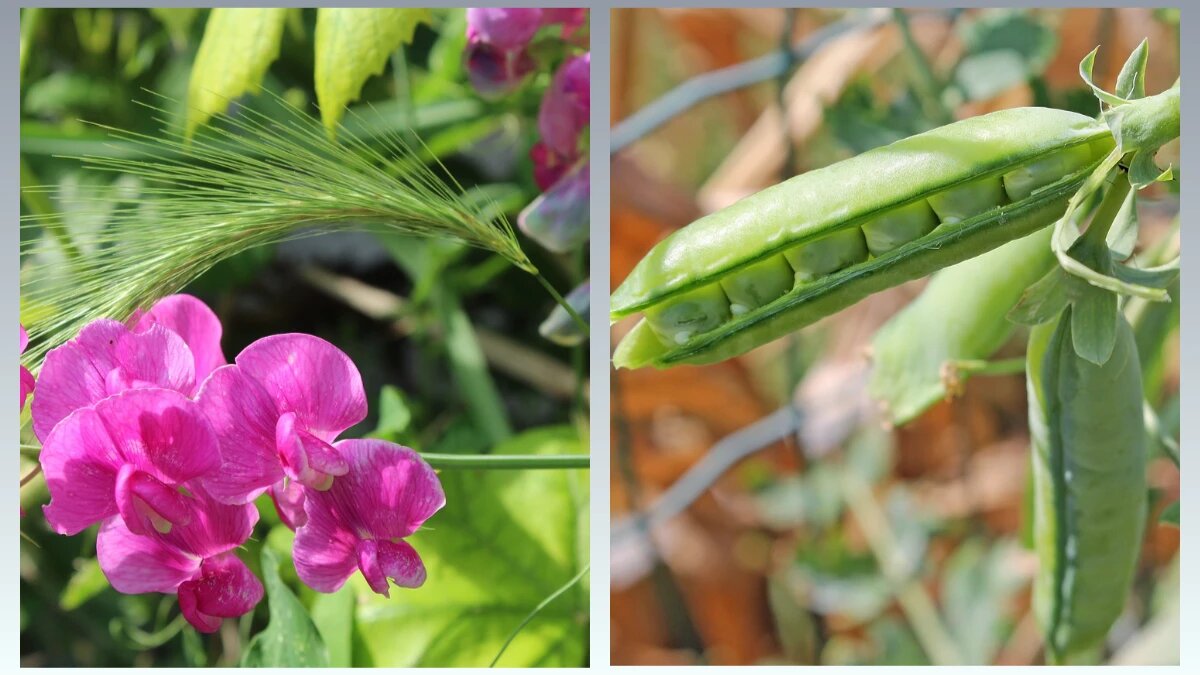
[{"left": 589, "top": 6, "right": 612, "bottom": 668}]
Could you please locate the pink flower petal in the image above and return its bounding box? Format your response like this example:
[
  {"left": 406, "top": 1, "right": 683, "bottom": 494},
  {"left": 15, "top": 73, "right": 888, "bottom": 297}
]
[
  {"left": 234, "top": 334, "right": 366, "bottom": 442},
  {"left": 537, "top": 53, "right": 590, "bottom": 157},
  {"left": 31, "top": 320, "right": 196, "bottom": 441},
  {"left": 19, "top": 324, "right": 28, "bottom": 354},
  {"left": 115, "top": 464, "right": 193, "bottom": 536},
  {"left": 356, "top": 539, "right": 427, "bottom": 597},
  {"left": 196, "top": 365, "right": 284, "bottom": 504},
  {"left": 96, "top": 516, "right": 200, "bottom": 594},
  {"left": 20, "top": 366, "right": 34, "bottom": 412},
  {"left": 292, "top": 490, "right": 359, "bottom": 592},
  {"left": 177, "top": 552, "right": 263, "bottom": 634},
  {"left": 465, "top": 40, "right": 536, "bottom": 100},
  {"left": 324, "top": 439, "right": 446, "bottom": 539},
  {"left": 466, "top": 8, "right": 543, "bottom": 50},
  {"left": 40, "top": 388, "right": 221, "bottom": 535},
  {"left": 159, "top": 483, "right": 259, "bottom": 560},
  {"left": 269, "top": 479, "right": 307, "bottom": 530},
  {"left": 134, "top": 294, "right": 227, "bottom": 383},
  {"left": 276, "top": 412, "right": 349, "bottom": 489}
]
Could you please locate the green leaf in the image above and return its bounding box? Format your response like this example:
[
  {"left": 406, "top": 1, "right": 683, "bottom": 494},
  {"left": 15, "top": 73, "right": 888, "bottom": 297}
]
[
  {"left": 1115, "top": 39, "right": 1149, "bottom": 100},
  {"left": 370, "top": 385, "right": 414, "bottom": 440},
  {"left": 941, "top": 540, "right": 1026, "bottom": 664},
  {"left": 355, "top": 425, "right": 589, "bottom": 667},
  {"left": 186, "top": 8, "right": 287, "bottom": 139},
  {"left": 1129, "top": 149, "right": 1174, "bottom": 189},
  {"left": 314, "top": 9, "right": 431, "bottom": 135},
  {"left": 1160, "top": 502, "right": 1179, "bottom": 527},
  {"left": 1009, "top": 267, "right": 1070, "bottom": 326},
  {"left": 311, "top": 585, "right": 357, "bottom": 668},
  {"left": 59, "top": 558, "right": 109, "bottom": 611},
  {"left": 1078, "top": 47, "right": 1130, "bottom": 108},
  {"left": 1070, "top": 284, "right": 1118, "bottom": 365},
  {"left": 1113, "top": 261, "right": 1179, "bottom": 291},
  {"left": 242, "top": 547, "right": 330, "bottom": 667}
]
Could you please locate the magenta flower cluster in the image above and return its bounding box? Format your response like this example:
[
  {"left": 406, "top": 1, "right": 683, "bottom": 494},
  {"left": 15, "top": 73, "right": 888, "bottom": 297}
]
[
  {"left": 24, "top": 295, "right": 445, "bottom": 633},
  {"left": 465, "top": 8, "right": 590, "bottom": 255}
]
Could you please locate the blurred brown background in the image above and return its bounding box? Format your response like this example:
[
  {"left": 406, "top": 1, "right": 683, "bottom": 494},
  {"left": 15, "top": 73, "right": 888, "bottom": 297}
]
[{"left": 609, "top": 7, "right": 1179, "bottom": 666}]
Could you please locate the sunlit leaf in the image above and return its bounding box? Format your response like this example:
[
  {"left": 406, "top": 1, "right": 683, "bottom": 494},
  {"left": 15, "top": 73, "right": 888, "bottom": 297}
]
[
  {"left": 314, "top": 8, "right": 431, "bottom": 135},
  {"left": 242, "top": 547, "right": 329, "bottom": 667},
  {"left": 185, "top": 8, "right": 287, "bottom": 139},
  {"left": 355, "top": 425, "right": 589, "bottom": 667}
]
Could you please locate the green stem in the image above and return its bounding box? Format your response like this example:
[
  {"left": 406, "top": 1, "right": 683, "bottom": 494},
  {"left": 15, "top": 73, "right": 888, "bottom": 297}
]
[
  {"left": 421, "top": 453, "right": 589, "bottom": 470},
  {"left": 947, "top": 357, "right": 1027, "bottom": 377},
  {"left": 490, "top": 564, "right": 590, "bottom": 667},
  {"left": 535, "top": 273, "right": 589, "bottom": 336},
  {"left": 1081, "top": 169, "right": 1132, "bottom": 247}
]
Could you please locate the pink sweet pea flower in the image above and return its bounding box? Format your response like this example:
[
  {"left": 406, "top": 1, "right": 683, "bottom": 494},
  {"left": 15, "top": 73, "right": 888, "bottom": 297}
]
[
  {"left": 97, "top": 484, "right": 261, "bottom": 633},
  {"left": 466, "top": 8, "right": 543, "bottom": 51},
  {"left": 20, "top": 325, "right": 34, "bottom": 411},
  {"left": 30, "top": 319, "right": 196, "bottom": 442},
  {"left": 132, "top": 294, "right": 227, "bottom": 384},
  {"left": 293, "top": 440, "right": 444, "bottom": 596},
  {"left": 40, "top": 388, "right": 221, "bottom": 536},
  {"left": 196, "top": 334, "right": 367, "bottom": 507},
  {"left": 537, "top": 53, "right": 590, "bottom": 158}
]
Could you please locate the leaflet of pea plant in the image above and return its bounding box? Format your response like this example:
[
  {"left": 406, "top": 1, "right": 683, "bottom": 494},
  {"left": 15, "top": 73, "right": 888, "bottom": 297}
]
[{"left": 19, "top": 7, "right": 590, "bottom": 668}]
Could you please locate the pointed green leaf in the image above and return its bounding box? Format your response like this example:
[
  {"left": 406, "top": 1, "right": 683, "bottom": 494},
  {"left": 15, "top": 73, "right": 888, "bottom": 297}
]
[
  {"left": 1114, "top": 39, "right": 1149, "bottom": 100},
  {"left": 1129, "top": 149, "right": 1174, "bottom": 189},
  {"left": 1070, "top": 285, "right": 1118, "bottom": 365},
  {"left": 1078, "top": 47, "right": 1129, "bottom": 108},
  {"left": 310, "top": 585, "right": 357, "bottom": 668},
  {"left": 1009, "top": 267, "right": 1070, "bottom": 326},
  {"left": 314, "top": 8, "right": 431, "bottom": 135},
  {"left": 59, "top": 558, "right": 109, "bottom": 611},
  {"left": 186, "top": 8, "right": 287, "bottom": 139},
  {"left": 1107, "top": 188, "right": 1138, "bottom": 259},
  {"left": 242, "top": 548, "right": 330, "bottom": 667}
]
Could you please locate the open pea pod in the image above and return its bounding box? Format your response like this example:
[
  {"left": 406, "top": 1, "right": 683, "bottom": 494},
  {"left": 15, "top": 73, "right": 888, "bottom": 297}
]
[
  {"left": 612, "top": 107, "right": 1114, "bottom": 369},
  {"left": 1027, "top": 309, "right": 1146, "bottom": 663},
  {"left": 869, "top": 227, "right": 1055, "bottom": 426}
]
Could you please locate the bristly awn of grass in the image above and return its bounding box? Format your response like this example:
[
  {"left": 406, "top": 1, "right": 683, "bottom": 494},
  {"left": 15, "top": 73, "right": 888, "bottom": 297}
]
[{"left": 19, "top": 92, "right": 587, "bottom": 367}]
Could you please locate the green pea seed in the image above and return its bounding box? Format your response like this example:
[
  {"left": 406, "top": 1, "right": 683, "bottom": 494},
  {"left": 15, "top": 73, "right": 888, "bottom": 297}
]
[
  {"left": 783, "top": 228, "right": 869, "bottom": 283},
  {"left": 1003, "top": 143, "right": 1096, "bottom": 202},
  {"left": 926, "top": 175, "right": 1005, "bottom": 224},
  {"left": 860, "top": 199, "right": 939, "bottom": 257},
  {"left": 719, "top": 255, "right": 794, "bottom": 315},
  {"left": 643, "top": 283, "right": 731, "bottom": 346}
]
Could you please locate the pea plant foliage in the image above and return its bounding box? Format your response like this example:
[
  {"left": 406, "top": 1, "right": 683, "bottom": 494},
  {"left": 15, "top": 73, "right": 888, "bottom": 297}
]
[{"left": 20, "top": 7, "right": 589, "bottom": 668}]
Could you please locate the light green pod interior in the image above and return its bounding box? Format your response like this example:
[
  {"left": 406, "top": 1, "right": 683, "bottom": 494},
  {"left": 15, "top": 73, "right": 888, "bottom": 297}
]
[
  {"left": 1002, "top": 144, "right": 1095, "bottom": 202},
  {"left": 860, "top": 199, "right": 939, "bottom": 256},
  {"left": 643, "top": 283, "right": 730, "bottom": 346},
  {"left": 926, "top": 175, "right": 1005, "bottom": 224},
  {"left": 719, "top": 255, "right": 794, "bottom": 315},
  {"left": 783, "top": 228, "right": 868, "bottom": 283}
]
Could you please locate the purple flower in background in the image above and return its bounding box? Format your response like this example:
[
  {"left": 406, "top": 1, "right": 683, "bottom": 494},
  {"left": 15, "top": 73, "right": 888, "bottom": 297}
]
[
  {"left": 40, "top": 388, "right": 221, "bottom": 536},
  {"left": 519, "top": 161, "right": 589, "bottom": 254},
  {"left": 20, "top": 325, "right": 34, "bottom": 411},
  {"left": 196, "top": 334, "right": 367, "bottom": 506},
  {"left": 293, "top": 440, "right": 444, "bottom": 596},
  {"left": 97, "top": 483, "right": 261, "bottom": 633},
  {"left": 466, "top": 7, "right": 543, "bottom": 50},
  {"left": 538, "top": 53, "right": 590, "bottom": 159},
  {"left": 30, "top": 320, "right": 196, "bottom": 441},
  {"left": 132, "top": 294, "right": 227, "bottom": 384},
  {"left": 465, "top": 40, "right": 537, "bottom": 100}
]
